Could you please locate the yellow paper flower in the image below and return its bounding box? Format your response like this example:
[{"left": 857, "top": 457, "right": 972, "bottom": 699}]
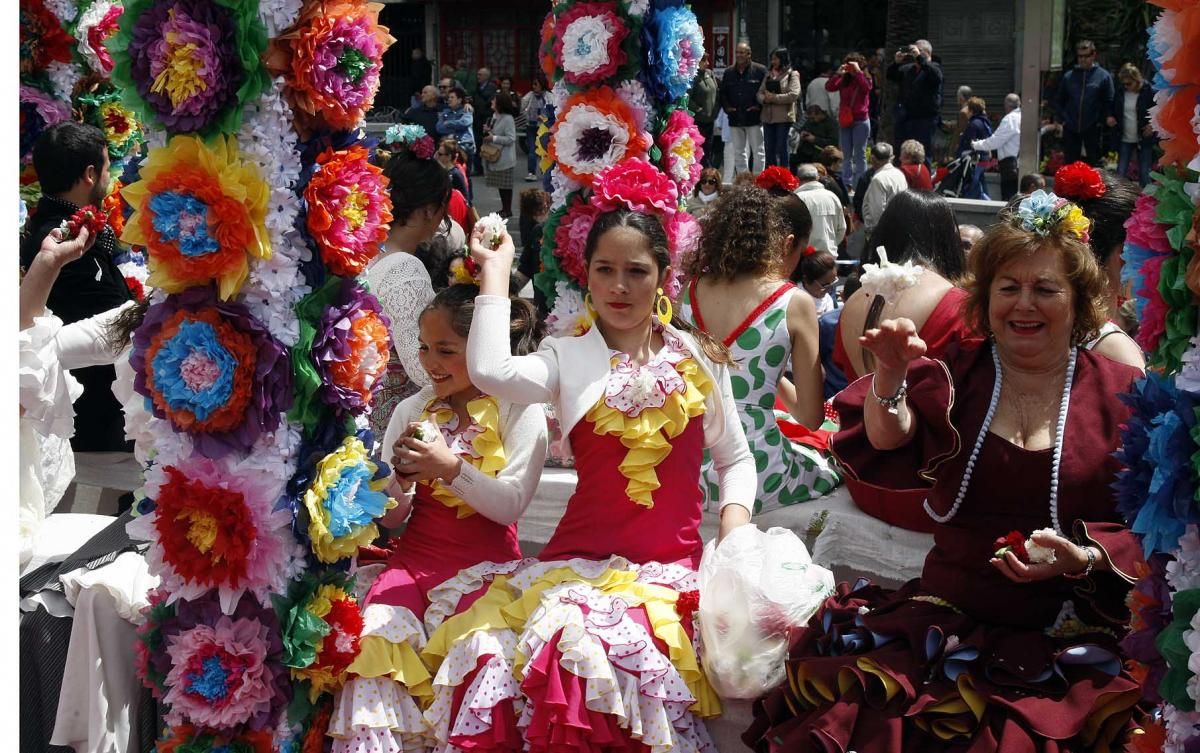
[
  {"left": 303, "top": 436, "right": 396, "bottom": 563},
  {"left": 121, "top": 135, "right": 271, "bottom": 300},
  {"left": 1059, "top": 204, "right": 1091, "bottom": 241}
]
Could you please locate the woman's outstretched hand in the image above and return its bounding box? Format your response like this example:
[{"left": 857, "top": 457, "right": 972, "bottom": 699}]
[
  {"left": 990, "top": 530, "right": 1102, "bottom": 584},
  {"left": 860, "top": 317, "right": 928, "bottom": 374}
]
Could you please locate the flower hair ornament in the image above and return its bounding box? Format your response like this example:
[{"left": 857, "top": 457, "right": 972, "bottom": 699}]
[
  {"left": 1015, "top": 190, "right": 1092, "bottom": 243},
  {"left": 382, "top": 123, "right": 435, "bottom": 160},
  {"left": 802, "top": 245, "right": 818, "bottom": 258},
  {"left": 1052, "top": 161, "right": 1107, "bottom": 202},
  {"left": 756, "top": 166, "right": 799, "bottom": 193}
]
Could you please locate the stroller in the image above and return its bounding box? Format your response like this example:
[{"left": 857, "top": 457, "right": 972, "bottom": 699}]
[{"left": 934, "top": 151, "right": 978, "bottom": 198}]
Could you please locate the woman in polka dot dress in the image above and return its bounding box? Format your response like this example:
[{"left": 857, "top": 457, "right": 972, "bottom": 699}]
[
  {"left": 679, "top": 186, "right": 840, "bottom": 514},
  {"left": 328, "top": 284, "right": 547, "bottom": 753},
  {"left": 426, "top": 211, "right": 755, "bottom": 753}
]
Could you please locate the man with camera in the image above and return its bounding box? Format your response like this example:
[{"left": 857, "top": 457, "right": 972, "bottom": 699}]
[{"left": 886, "top": 39, "right": 943, "bottom": 164}]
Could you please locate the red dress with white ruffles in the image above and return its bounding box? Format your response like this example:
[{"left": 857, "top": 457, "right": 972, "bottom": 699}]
[{"left": 746, "top": 341, "right": 1146, "bottom": 753}]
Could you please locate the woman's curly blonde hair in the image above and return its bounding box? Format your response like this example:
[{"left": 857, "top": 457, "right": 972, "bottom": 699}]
[
  {"left": 685, "top": 184, "right": 789, "bottom": 281},
  {"left": 962, "top": 220, "right": 1110, "bottom": 346}
]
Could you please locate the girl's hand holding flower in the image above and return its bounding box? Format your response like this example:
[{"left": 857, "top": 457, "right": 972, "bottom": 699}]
[
  {"left": 990, "top": 529, "right": 1104, "bottom": 583},
  {"left": 469, "top": 223, "right": 516, "bottom": 297},
  {"left": 393, "top": 421, "right": 462, "bottom": 484}
]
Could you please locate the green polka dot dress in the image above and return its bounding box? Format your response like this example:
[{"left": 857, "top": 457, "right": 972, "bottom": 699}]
[{"left": 681, "top": 281, "right": 841, "bottom": 514}]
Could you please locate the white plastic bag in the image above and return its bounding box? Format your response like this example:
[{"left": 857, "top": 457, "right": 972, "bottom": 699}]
[{"left": 697, "top": 525, "right": 834, "bottom": 699}]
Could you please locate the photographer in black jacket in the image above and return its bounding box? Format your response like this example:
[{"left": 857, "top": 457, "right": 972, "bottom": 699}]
[{"left": 886, "top": 39, "right": 943, "bottom": 164}]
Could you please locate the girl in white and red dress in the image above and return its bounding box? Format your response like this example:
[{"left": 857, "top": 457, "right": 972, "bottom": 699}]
[
  {"left": 328, "top": 283, "right": 547, "bottom": 753},
  {"left": 413, "top": 210, "right": 759, "bottom": 753}
]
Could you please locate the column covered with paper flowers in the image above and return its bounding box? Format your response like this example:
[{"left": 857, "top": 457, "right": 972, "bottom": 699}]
[
  {"left": 116, "top": 0, "right": 397, "bottom": 748},
  {"left": 1112, "top": 3, "right": 1200, "bottom": 751},
  {"left": 533, "top": 0, "right": 707, "bottom": 337}
]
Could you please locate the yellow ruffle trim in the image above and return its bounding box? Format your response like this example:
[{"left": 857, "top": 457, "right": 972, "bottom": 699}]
[
  {"left": 501, "top": 565, "right": 721, "bottom": 717},
  {"left": 585, "top": 355, "right": 712, "bottom": 509},
  {"left": 347, "top": 634, "right": 434, "bottom": 708},
  {"left": 422, "top": 575, "right": 518, "bottom": 672},
  {"left": 420, "top": 395, "right": 506, "bottom": 518}
]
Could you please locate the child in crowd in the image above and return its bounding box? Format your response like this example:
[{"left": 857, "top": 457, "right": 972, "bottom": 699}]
[{"left": 329, "top": 282, "right": 547, "bottom": 753}]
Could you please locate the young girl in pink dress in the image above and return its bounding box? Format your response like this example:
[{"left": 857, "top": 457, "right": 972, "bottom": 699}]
[
  {"left": 416, "top": 210, "right": 756, "bottom": 753},
  {"left": 328, "top": 284, "right": 547, "bottom": 753}
]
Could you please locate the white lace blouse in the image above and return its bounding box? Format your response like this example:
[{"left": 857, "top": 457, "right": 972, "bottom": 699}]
[{"left": 366, "top": 250, "right": 434, "bottom": 388}]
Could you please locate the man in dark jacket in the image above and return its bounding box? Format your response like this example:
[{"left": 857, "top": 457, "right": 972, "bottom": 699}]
[
  {"left": 1053, "top": 39, "right": 1115, "bottom": 166},
  {"left": 886, "top": 39, "right": 943, "bottom": 162},
  {"left": 719, "top": 41, "right": 767, "bottom": 174},
  {"left": 20, "top": 121, "right": 133, "bottom": 452},
  {"left": 402, "top": 85, "right": 442, "bottom": 138},
  {"left": 689, "top": 53, "right": 720, "bottom": 168}
]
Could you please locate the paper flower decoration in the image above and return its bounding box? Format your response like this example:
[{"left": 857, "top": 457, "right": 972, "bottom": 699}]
[
  {"left": 543, "top": 192, "right": 597, "bottom": 287},
  {"left": 657, "top": 109, "right": 705, "bottom": 195},
  {"left": 143, "top": 592, "right": 289, "bottom": 732},
  {"left": 554, "top": 2, "right": 629, "bottom": 88},
  {"left": 111, "top": 0, "right": 270, "bottom": 136},
  {"left": 155, "top": 725, "right": 274, "bottom": 753},
  {"left": 20, "top": 85, "right": 71, "bottom": 162},
  {"left": 78, "top": 87, "right": 145, "bottom": 160},
  {"left": 291, "top": 278, "right": 391, "bottom": 433},
  {"left": 642, "top": 3, "right": 704, "bottom": 101},
  {"left": 1053, "top": 161, "right": 1107, "bottom": 201},
  {"left": 121, "top": 135, "right": 271, "bottom": 300},
  {"left": 127, "top": 457, "right": 300, "bottom": 613},
  {"left": 75, "top": 0, "right": 124, "bottom": 73},
  {"left": 267, "top": 0, "right": 394, "bottom": 135},
  {"left": 549, "top": 86, "right": 650, "bottom": 185},
  {"left": 539, "top": 10, "right": 556, "bottom": 82},
  {"left": 859, "top": 245, "right": 924, "bottom": 301},
  {"left": 1014, "top": 190, "right": 1091, "bottom": 242},
  {"left": 299, "top": 434, "right": 395, "bottom": 563},
  {"left": 130, "top": 286, "right": 293, "bottom": 458},
  {"left": 591, "top": 157, "right": 679, "bottom": 215},
  {"left": 275, "top": 571, "right": 363, "bottom": 702},
  {"left": 545, "top": 280, "right": 593, "bottom": 337},
  {"left": 756, "top": 165, "right": 799, "bottom": 193},
  {"left": 382, "top": 123, "right": 435, "bottom": 159},
  {"left": 303, "top": 144, "right": 392, "bottom": 277},
  {"left": 20, "top": 0, "right": 75, "bottom": 74}
]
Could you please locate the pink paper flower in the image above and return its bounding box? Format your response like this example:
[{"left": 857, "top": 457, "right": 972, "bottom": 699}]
[
  {"left": 657, "top": 109, "right": 705, "bottom": 195},
  {"left": 553, "top": 195, "right": 599, "bottom": 287},
  {"left": 591, "top": 157, "right": 678, "bottom": 216}
]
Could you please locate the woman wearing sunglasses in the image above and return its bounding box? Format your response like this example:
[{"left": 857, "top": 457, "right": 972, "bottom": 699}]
[{"left": 685, "top": 166, "right": 724, "bottom": 217}]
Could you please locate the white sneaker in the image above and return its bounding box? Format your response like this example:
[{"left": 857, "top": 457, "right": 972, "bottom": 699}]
[{"left": 525, "top": 173, "right": 537, "bottom": 181}]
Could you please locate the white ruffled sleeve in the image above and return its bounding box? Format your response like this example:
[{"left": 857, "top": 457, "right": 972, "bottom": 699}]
[
  {"left": 19, "top": 311, "right": 83, "bottom": 440},
  {"left": 368, "top": 252, "right": 435, "bottom": 388}
]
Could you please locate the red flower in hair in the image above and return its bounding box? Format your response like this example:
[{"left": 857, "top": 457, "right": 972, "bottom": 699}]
[
  {"left": 802, "top": 245, "right": 818, "bottom": 257},
  {"left": 1053, "top": 161, "right": 1106, "bottom": 201},
  {"left": 755, "top": 166, "right": 799, "bottom": 193}
]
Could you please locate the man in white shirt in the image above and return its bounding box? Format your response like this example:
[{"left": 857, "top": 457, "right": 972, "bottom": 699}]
[
  {"left": 805, "top": 62, "right": 840, "bottom": 122},
  {"left": 861, "top": 142, "right": 909, "bottom": 234},
  {"left": 972, "top": 92, "right": 1022, "bottom": 200},
  {"left": 793, "top": 163, "right": 846, "bottom": 253}
]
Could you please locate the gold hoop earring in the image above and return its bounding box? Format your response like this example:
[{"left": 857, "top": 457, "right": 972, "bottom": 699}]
[
  {"left": 584, "top": 291, "right": 598, "bottom": 324},
  {"left": 655, "top": 287, "right": 673, "bottom": 326}
]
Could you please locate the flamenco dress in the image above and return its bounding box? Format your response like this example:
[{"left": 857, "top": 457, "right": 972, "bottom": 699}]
[
  {"left": 746, "top": 341, "right": 1145, "bottom": 753},
  {"left": 422, "top": 327, "right": 727, "bottom": 753},
  {"left": 681, "top": 280, "right": 842, "bottom": 513},
  {"left": 330, "top": 392, "right": 522, "bottom": 753},
  {"left": 831, "top": 286, "right": 983, "bottom": 532}
]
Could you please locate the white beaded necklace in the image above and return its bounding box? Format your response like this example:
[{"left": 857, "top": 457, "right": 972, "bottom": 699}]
[{"left": 923, "top": 345, "right": 1078, "bottom": 534}]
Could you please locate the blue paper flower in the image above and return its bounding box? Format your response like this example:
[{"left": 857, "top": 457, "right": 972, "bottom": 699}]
[
  {"left": 641, "top": 2, "right": 705, "bottom": 102},
  {"left": 149, "top": 191, "right": 221, "bottom": 257},
  {"left": 149, "top": 318, "right": 238, "bottom": 421}
]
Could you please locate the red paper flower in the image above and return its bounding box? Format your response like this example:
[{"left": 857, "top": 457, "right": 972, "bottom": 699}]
[
  {"left": 992, "top": 530, "right": 1030, "bottom": 563},
  {"left": 675, "top": 589, "right": 700, "bottom": 622},
  {"left": 318, "top": 597, "right": 363, "bottom": 674},
  {"left": 755, "top": 166, "right": 799, "bottom": 193},
  {"left": 802, "top": 245, "right": 818, "bottom": 257},
  {"left": 591, "top": 157, "right": 678, "bottom": 216},
  {"left": 62, "top": 205, "right": 109, "bottom": 240},
  {"left": 1053, "top": 161, "right": 1105, "bottom": 201},
  {"left": 125, "top": 275, "right": 146, "bottom": 302}
]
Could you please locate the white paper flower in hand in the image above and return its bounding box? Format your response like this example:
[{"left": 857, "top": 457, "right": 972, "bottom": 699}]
[
  {"left": 1024, "top": 528, "right": 1058, "bottom": 564},
  {"left": 859, "top": 245, "right": 924, "bottom": 302},
  {"left": 476, "top": 212, "right": 507, "bottom": 250}
]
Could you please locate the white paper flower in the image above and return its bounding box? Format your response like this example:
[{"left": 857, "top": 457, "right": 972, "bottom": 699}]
[
  {"left": 547, "top": 80, "right": 571, "bottom": 111},
  {"left": 1167, "top": 525, "right": 1200, "bottom": 592},
  {"left": 45, "top": 0, "right": 77, "bottom": 24},
  {"left": 624, "top": 0, "right": 649, "bottom": 18},
  {"left": 859, "top": 246, "right": 924, "bottom": 302},
  {"left": 549, "top": 168, "right": 582, "bottom": 209},
  {"left": 1023, "top": 528, "right": 1057, "bottom": 564},
  {"left": 476, "top": 212, "right": 507, "bottom": 249},
  {"left": 75, "top": 0, "right": 116, "bottom": 72},
  {"left": 554, "top": 104, "right": 633, "bottom": 178},
  {"left": 45, "top": 61, "right": 81, "bottom": 103},
  {"left": 615, "top": 79, "right": 651, "bottom": 131},
  {"left": 1163, "top": 704, "right": 1200, "bottom": 753},
  {"left": 545, "top": 281, "right": 591, "bottom": 337},
  {"left": 257, "top": 0, "right": 303, "bottom": 37},
  {"left": 560, "top": 16, "right": 616, "bottom": 79}
]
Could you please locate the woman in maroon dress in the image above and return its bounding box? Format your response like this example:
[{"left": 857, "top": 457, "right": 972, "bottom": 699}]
[{"left": 746, "top": 192, "right": 1145, "bottom": 752}]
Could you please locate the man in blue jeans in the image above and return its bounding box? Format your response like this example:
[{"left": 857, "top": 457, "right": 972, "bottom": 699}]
[
  {"left": 1053, "top": 40, "right": 1115, "bottom": 167},
  {"left": 886, "top": 40, "right": 943, "bottom": 163}
]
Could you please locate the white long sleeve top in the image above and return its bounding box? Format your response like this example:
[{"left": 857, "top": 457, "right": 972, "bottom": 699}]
[
  {"left": 972, "top": 107, "right": 1021, "bottom": 160},
  {"left": 466, "top": 295, "right": 756, "bottom": 513},
  {"left": 382, "top": 384, "right": 548, "bottom": 526}
]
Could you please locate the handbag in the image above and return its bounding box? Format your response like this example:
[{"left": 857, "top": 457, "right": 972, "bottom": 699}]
[
  {"left": 479, "top": 142, "right": 502, "bottom": 163},
  {"left": 838, "top": 109, "right": 854, "bottom": 129}
]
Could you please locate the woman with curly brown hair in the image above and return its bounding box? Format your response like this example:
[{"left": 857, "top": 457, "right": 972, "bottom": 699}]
[{"left": 680, "top": 185, "right": 840, "bottom": 513}]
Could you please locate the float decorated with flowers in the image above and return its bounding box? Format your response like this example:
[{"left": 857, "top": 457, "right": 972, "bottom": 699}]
[
  {"left": 534, "top": 0, "right": 706, "bottom": 335},
  {"left": 100, "top": 0, "right": 400, "bottom": 748},
  {"left": 1111, "top": 3, "right": 1200, "bottom": 751}
]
